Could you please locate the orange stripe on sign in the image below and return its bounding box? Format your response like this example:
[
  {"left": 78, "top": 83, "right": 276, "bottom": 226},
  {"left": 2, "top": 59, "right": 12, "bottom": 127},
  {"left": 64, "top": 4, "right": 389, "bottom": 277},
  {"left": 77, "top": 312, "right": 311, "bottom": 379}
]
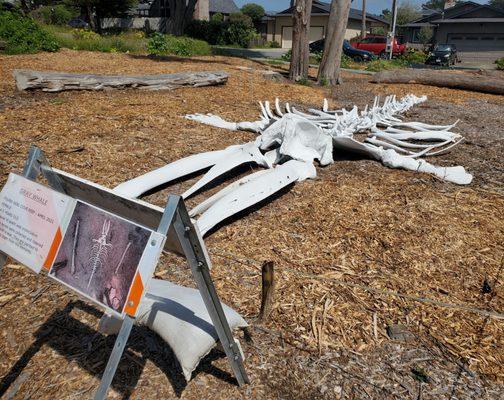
[
  {"left": 43, "top": 228, "right": 62, "bottom": 270},
  {"left": 124, "top": 272, "right": 144, "bottom": 317}
]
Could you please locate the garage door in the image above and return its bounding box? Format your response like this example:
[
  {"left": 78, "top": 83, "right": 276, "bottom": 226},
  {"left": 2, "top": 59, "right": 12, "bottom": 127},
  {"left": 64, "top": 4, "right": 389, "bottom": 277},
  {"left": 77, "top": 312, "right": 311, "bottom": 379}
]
[
  {"left": 447, "top": 33, "right": 504, "bottom": 51},
  {"left": 281, "top": 26, "right": 324, "bottom": 48}
]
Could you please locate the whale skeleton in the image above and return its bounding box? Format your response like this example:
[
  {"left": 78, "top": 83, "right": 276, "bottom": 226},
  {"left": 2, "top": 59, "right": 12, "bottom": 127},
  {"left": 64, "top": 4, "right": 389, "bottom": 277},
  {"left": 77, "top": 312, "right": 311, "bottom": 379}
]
[{"left": 114, "top": 94, "right": 472, "bottom": 236}]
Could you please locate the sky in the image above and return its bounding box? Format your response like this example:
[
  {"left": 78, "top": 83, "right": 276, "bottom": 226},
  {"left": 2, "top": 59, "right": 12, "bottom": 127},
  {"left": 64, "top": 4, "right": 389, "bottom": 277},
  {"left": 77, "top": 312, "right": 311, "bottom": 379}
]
[{"left": 233, "top": 0, "right": 488, "bottom": 16}]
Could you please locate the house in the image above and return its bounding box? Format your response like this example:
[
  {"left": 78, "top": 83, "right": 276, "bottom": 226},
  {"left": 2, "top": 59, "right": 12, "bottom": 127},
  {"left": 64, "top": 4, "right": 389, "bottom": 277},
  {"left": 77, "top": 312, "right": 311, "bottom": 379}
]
[
  {"left": 264, "top": 1, "right": 389, "bottom": 48},
  {"left": 103, "top": 0, "right": 239, "bottom": 31},
  {"left": 401, "top": 1, "right": 504, "bottom": 53},
  {"left": 132, "top": 0, "right": 239, "bottom": 20}
]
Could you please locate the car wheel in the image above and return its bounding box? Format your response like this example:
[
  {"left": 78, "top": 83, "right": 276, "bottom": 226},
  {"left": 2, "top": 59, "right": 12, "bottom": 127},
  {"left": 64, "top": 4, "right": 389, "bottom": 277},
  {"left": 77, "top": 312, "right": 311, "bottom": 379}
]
[
  {"left": 379, "top": 51, "right": 388, "bottom": 59},
  {"left": 353, "top": 55, "right": 363, "bottom": 62}
]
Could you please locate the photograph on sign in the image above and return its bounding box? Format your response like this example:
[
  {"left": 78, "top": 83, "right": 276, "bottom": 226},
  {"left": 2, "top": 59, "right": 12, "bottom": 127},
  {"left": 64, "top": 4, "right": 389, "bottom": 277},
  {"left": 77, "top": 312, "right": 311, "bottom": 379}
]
[
  {"left": 0, "top": 173, "right": 75, "bottom": 273},
  {"left": 49, "top": 201, "right": 154, "bottom": 315}
]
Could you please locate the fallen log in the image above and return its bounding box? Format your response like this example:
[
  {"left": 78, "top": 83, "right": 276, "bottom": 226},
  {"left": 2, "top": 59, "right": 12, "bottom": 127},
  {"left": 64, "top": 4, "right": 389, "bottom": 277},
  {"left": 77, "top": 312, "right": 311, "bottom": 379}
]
[
  {"left": 371, "top": 69, "right": 504, "bottom": 95},
  {"left": 13, "top": 69, "right": 228, "bottom": 92}
]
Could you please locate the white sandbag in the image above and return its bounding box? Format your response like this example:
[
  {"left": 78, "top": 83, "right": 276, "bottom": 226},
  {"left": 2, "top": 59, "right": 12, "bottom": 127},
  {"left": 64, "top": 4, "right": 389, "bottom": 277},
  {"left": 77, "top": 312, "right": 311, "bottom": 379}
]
[{"left": 98, "top": 279, "right": 247, "bottom": 381}]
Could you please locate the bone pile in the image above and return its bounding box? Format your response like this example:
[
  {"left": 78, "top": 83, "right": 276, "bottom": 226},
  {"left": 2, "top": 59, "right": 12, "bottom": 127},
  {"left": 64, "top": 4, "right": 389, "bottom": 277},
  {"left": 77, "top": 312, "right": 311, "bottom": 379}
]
[{"left": 114, "top": 95, "right": 472, "bottom": 236}]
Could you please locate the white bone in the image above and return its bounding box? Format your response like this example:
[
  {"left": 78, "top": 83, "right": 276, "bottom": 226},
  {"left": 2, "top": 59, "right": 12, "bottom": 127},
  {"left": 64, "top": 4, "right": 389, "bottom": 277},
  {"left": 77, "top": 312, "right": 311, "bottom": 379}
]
[{"left": 196, "top": 160, "right": 316, "bottom": 236}]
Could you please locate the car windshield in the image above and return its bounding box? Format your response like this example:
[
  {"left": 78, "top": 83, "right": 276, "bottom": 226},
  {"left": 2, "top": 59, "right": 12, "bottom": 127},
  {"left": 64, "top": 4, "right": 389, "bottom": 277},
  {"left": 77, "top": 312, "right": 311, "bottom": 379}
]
[{"left": 434, "top": 44, "right": 451, "bottom": 51}]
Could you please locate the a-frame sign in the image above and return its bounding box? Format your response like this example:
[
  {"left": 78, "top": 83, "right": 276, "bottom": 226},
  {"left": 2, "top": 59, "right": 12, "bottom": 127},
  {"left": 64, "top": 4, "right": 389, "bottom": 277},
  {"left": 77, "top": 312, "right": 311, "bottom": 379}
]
[{"left": 0, "top": 146, "right": 249, "bottom": 399}]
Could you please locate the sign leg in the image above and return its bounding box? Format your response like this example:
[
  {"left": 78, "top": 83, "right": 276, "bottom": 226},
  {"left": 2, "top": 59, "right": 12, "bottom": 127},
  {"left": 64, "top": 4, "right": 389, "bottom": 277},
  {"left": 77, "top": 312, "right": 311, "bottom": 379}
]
[
  {"left": 94, "top": 315, "right": 135, "bottom": 400},
  {"left": 171, "top": 199, "right": 249, "bottom": 386}
]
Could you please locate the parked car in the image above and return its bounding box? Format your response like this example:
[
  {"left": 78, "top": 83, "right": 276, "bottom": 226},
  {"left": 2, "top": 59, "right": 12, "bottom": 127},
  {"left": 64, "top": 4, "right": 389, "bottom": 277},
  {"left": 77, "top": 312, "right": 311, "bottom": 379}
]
[
  {"left": 425, "top": 44, "right": 459, "bottom": 66},
  {"left": 309, "top": 39, "right": 376, "bottom": 62},
  {"left": 352, "top": 35, "right": 406, "bottom": 58},
  {"left": 68, "top": 17, "right": 89, "bottom": 29}
]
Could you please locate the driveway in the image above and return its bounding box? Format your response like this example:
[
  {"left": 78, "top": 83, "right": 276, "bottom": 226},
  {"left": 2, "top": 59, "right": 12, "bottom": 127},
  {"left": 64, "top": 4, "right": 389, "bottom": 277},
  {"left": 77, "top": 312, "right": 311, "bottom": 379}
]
[{"left": 457, "top": 51, "right": 503, "bottom": 69}]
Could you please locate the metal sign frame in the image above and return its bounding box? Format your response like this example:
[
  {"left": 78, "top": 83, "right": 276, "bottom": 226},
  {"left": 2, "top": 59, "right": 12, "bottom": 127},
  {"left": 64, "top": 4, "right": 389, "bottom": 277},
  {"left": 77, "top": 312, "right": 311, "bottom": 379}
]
[{"left": 0, "top": 146, "right": 249, "bottom": 399}]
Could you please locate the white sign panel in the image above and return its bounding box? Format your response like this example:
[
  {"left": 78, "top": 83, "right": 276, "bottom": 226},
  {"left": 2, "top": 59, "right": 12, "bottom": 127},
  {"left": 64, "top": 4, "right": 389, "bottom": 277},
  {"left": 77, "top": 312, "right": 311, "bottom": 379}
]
[{"left": 0, "top": 173, "right": 76, "bottom": 273}]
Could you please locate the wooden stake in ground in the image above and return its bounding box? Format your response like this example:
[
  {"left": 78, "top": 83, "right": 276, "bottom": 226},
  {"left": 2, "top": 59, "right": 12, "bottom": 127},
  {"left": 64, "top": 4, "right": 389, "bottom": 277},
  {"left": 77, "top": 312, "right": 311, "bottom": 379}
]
[
  {"left": 289, "top": 0, "right": 313, "bottom": 82},
  {"left": 13, "top": 69, "right": 228, "bottom": 92},
  {"left": 258, "top": 261, "right": 275, "bottom": 322},
  {"left": 317, "top": 0, "right": 352, "bottom": 85},
  {"left": 371, "top": 69, "right": 504, "bottom": 95}
]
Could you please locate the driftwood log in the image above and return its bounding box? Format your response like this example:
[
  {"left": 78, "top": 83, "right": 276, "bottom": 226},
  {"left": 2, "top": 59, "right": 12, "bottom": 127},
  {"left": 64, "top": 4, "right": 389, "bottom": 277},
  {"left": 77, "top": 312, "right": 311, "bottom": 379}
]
[
  {"left": 371, "top": 69, "right": 504, "bottom": 95},
  {"left": 13, "top": 69, "right": 228, "bottom": 92}
]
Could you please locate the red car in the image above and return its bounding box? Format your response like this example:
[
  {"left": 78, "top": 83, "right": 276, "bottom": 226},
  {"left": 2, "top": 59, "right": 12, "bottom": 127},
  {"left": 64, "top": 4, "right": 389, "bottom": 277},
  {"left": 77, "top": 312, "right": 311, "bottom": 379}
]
[{"left": 352, "top": 35, "right": 406, "bottom": 58}]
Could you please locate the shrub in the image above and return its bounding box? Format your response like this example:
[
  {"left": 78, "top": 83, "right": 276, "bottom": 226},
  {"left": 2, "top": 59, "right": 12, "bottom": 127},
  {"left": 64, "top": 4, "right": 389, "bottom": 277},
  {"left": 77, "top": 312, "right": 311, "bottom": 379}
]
[
  {"left": 496, "top": 57, "right": 504, "bottom": 70},
  {"left": 185, "top": 19, "right": 256, "bottom": 48},
  {"left": 0, "top": 10, "right": 59, "bottom": 54},
  {"left": 281, "top": 49, "right": 292, "bottom": 61},
  {"left": 211, "top": 12, "right": 224, "bottom": 22},
  {"left": 37, "top": 4, "right": 76, "bottom": 25},
  {"left": 147, "top": 33, "right": 211, "bottom": 56},
  {"left": 268, "top": 40, "right": 280, "bottom": 48},
  {"left": 72, "top": 28, "right": 100, "bottom": 40},
  {"left": 365, "top": 58, "right": 408, "bottom": 72},
  {"left": 147, "top": 32, "right": 168, "bottom": 55},
  {"left": 399, "top": 49, "right": 427, "bottom": 64}
]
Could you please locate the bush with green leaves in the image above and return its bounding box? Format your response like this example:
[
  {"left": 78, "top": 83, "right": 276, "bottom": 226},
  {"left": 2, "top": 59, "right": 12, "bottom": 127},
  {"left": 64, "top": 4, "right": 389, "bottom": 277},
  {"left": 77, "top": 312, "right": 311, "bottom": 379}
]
[
  {"left": 147, "top": 33, "right": 211, "bottom": 57},
  {"left": 0, "top": 10, "right": 59, "bottom": 54},
  {"left": 185, "top": 18, "right": 257, "bottom": 48},
  {"left": 281, "top": 49, "right": 292, "bottom": 61},
  {"left": 399, "top": 49, "right": 427, "bottom": 64},
  {"left": 37, "top": 4, "right": 76, "bottom": 25},
  {"left": 496, "top": 57, "right": 504, "bottom": 70},
  {"left": 211, "top": 12, "right": 224, "bottom": 22}
]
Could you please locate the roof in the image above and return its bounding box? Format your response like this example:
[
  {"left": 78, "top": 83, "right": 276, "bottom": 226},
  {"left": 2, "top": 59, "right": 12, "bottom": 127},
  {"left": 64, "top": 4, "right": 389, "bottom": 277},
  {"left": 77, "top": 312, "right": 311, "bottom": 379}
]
[
  {"left": 431, "top": 17, "right": 504, "bottom": 23},
  {"left": 209, "top": 0, "right": 239, "bottom": 14},
  {"left": 407, "top": 1, "right": 504, "bottom": 24},
  {"left": 276, "top": 0, "right": 389, "bottom": 25}
]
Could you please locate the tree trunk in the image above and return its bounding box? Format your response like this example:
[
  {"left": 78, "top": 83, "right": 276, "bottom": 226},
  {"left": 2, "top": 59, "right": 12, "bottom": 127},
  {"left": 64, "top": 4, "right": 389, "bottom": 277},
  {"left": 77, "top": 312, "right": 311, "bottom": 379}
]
[
  {"left": 167, "top": 0, "right": 198, "bottom": 35},
  {"left": 317, "top": 0, "right": 352, "bottom": 85},
  {"left": 361, "top": 0, "right": 367, "bottom": 39},
  {"left": 86, "top": 4, "right": 96, "bottom": 31},
  {"left": 371, "top": 69, "right": 504, "bottom": 95},
  {"left": 13, "top": 70, "right": 229, "bottom": 92},
  {"left": 289, "top": 0, "right": 313, "bottom": 82}
]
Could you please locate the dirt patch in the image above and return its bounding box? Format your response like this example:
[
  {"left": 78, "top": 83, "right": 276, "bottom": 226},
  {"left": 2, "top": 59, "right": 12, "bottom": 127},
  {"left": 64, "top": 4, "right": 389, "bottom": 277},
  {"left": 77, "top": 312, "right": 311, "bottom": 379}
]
[{"left": 0, "top": 50, "right": 503, "bottom": 399}]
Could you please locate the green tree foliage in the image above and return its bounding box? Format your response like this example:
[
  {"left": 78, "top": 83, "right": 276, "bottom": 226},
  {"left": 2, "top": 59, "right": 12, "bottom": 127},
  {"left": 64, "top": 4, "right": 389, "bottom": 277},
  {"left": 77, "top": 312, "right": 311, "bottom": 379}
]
[
  {"left": 0, "top": 9, "right": 59, "bottom": 53},
  {"left": 37, "top": 4, "right": 77, "bottom": 25},
  {"left": 65, "top": 0, "right": 137, "bottom": 31},
  {"left": 421, "top": 0, "right": 447, "bottom": 10},
  {"left": 380, "top": 2, "right": 421, "bottom": 25},
  {"left": 417, "top": 25, "right": 433, "bottom": 45},
  {"left": 488, "top": 0, "right": 504, "bottom": 9},
  {"left": 228, "top": 12, "right": 253, "bottom": 28},
  {"left": 240, "top": 3, "right": 265, "bottom": 25}
]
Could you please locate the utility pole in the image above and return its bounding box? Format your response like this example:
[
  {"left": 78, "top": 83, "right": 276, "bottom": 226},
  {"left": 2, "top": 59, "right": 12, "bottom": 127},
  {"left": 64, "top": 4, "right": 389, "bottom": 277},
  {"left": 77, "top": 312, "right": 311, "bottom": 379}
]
[
  {"left": 361, "top": 0, "right": 367, "bottom": 39},
  {"left": 388, "top": 0, "right": 398, "bottom": 59}
]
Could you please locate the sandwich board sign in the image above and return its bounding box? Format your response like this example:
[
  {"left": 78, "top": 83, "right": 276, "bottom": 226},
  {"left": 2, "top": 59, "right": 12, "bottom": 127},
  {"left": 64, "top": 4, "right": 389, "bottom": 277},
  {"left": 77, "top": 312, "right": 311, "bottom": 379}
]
[
  {"left": 0, "top": 173, "right": 75, "bottom": 273},
  {"left": 0, "top": 146, "right": 248, "bottom": 399}
]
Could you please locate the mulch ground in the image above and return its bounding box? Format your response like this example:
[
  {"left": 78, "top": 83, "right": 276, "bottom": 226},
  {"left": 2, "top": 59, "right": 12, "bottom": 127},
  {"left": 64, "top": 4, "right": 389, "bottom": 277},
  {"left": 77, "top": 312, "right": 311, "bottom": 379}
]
[{"left": 0, "top": 49, "right": 503, "bottom": 399}]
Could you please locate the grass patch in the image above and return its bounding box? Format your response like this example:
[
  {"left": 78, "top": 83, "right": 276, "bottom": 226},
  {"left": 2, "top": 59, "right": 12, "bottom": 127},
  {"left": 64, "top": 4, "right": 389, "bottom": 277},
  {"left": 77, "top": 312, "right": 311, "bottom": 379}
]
[
  {"left": 45, "top": 25, "right": 147, "bottom": 53},
  {"left": 147, "top": 33, "right": 211, "bottom": 57}
]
